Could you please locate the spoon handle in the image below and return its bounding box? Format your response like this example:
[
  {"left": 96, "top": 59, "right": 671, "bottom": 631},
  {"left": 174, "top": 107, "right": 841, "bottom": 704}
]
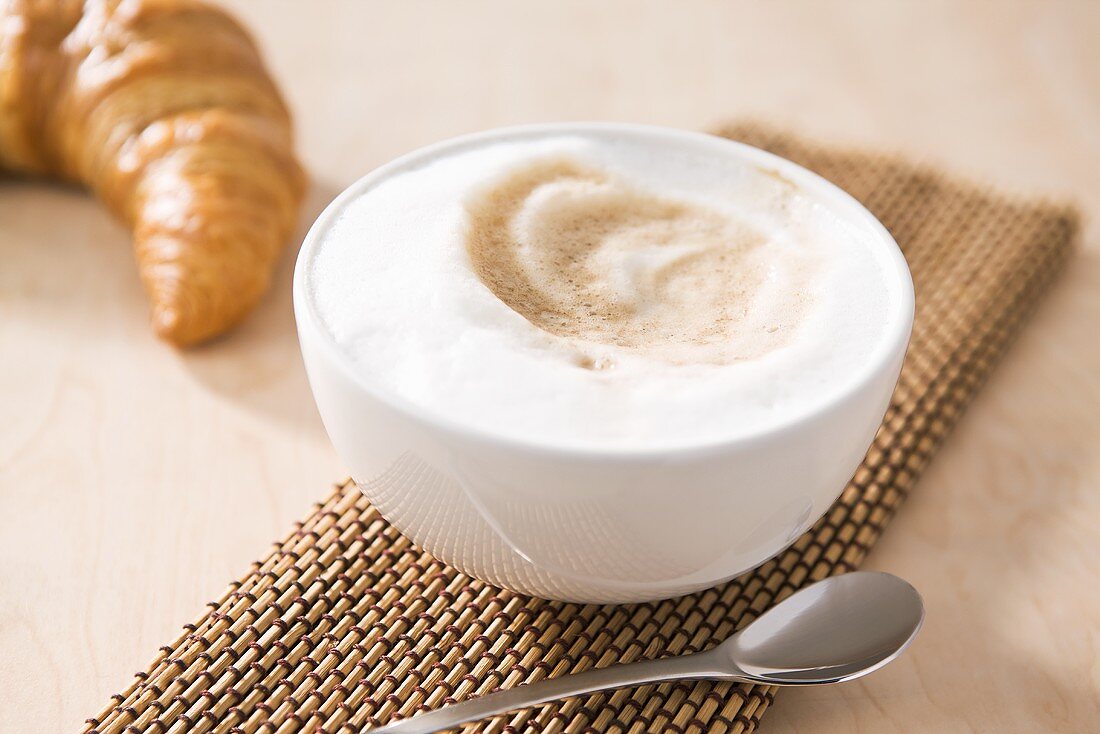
[{"left": 369, "top": 649, "right": 730, "bottom": 734}]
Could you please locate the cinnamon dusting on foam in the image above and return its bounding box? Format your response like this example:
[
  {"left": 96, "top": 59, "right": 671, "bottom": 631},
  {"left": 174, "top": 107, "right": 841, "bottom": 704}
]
[{"left": 465, "top": 158, "right": 815, "bottom": 366}]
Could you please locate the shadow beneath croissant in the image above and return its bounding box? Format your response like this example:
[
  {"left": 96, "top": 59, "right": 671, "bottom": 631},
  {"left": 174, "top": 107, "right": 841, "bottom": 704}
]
[{"left": 180, "top": 177, "right": 343, "bottom": 435}]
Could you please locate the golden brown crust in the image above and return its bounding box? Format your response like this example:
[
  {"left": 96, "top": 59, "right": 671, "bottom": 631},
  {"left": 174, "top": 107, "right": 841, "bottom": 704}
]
[{"left": 0, "top": 0, "right": 304, "bottom": 345}]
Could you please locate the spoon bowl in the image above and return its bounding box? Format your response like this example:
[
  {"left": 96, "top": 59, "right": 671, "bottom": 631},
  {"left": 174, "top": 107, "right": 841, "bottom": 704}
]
[{"left": 721, "top": 571, "right": 924, "bottom": 684}]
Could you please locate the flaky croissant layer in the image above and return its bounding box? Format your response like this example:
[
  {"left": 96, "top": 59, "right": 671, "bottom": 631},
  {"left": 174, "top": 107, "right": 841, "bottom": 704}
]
[{"left": 0, "top": 0, "right": 305, "bottom": 345}]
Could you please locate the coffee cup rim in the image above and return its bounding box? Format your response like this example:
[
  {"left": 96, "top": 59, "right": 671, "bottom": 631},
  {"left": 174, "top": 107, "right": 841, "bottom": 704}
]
[{"left": 294, "top": 122, "right": 915, "bottom": 462}]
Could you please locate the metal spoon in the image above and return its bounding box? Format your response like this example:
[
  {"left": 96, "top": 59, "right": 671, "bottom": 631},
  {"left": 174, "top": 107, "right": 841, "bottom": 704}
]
[{"left": 369, "top": 572, "right": 923, "bottom": 734}]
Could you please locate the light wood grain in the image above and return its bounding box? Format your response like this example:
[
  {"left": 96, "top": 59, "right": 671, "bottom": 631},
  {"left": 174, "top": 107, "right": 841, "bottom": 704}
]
[{"left": 2, "top": 1, "right": 1098, "bottom": 732}]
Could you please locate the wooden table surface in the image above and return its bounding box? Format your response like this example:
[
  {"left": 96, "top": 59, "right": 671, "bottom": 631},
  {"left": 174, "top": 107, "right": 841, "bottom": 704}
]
[{"left": 3, "top": 1, "right": 1099, "bottom": 731}]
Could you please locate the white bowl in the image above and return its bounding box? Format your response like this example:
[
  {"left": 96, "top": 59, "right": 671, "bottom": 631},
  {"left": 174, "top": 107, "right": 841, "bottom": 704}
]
[{"left": 294, "top": 123, "right": 914, "bottom": 603}]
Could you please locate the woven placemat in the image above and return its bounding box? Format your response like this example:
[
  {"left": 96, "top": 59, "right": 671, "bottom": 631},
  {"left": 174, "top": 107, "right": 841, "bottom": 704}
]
[{"left": 84, "top": 125, "right": 1078, "bottom": 734}]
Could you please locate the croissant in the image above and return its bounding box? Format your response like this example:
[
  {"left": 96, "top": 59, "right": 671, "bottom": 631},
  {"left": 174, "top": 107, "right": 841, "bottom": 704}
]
[{"left": 0, "top": 0, "right": 305, "bottom": 345}]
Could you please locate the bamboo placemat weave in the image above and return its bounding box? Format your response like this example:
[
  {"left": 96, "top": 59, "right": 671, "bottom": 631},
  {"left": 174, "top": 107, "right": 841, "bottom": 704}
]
[{"left": 85, "top": 125, "right": 1078, "bottom": 734}]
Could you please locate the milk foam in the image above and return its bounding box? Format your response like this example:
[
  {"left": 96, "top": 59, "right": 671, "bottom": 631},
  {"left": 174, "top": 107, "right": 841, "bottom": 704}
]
[{"left": 305, "top": 127, "right": 903, "bottom": 450}]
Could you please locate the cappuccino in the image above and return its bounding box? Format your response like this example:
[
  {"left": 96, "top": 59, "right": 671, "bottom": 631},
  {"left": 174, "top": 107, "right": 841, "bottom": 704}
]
[{"left": 304, "top": 126, "right": 905, "bottom": 450}]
